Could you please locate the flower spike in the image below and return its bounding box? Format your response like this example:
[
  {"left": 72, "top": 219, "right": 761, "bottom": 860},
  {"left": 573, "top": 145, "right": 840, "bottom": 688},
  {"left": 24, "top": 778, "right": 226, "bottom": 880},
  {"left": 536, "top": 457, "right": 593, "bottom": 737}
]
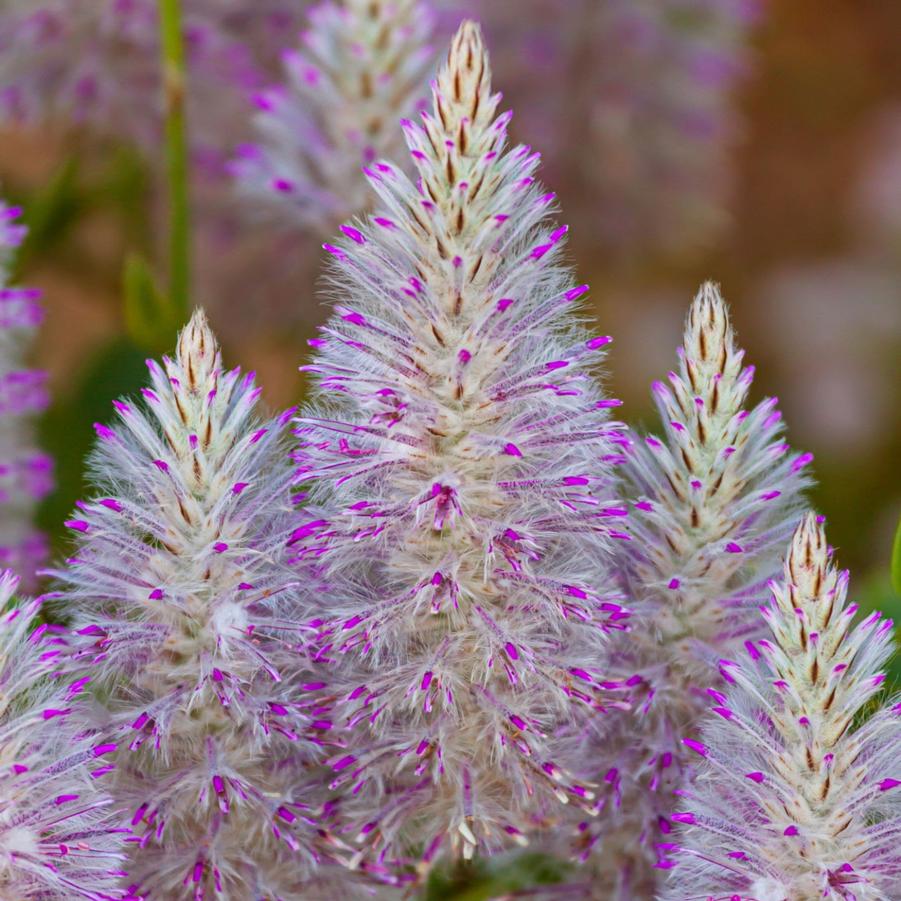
[
  {"left": 580, "top": 283, "right": 811, "bottom": 897},
  {"left": 0, "top": 570, "right": 125, "bottom": 898},
  {"left": 293, "top": 19, "right": 627, "bottom": 881},
  {"left": 664, "top": 513, "right": 901, "bottom": 900},
  {"left": 55, "top": 310, "right": 332, "bottom": 899}
]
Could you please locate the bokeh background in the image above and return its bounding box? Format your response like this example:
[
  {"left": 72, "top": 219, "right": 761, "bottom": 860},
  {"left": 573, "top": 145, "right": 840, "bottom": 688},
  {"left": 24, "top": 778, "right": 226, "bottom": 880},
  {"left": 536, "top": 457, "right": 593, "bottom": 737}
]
[{"left": 0, "top": 0, "right": 898, "bottom": 627}]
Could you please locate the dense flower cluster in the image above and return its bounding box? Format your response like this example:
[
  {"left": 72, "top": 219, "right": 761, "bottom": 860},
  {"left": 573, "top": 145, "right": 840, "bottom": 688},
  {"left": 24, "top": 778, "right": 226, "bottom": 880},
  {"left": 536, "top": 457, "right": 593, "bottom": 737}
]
[
  {"left": 0, "top": 9, "right": 894, "bottom": 901},
  {"left": 664, "top": 513, "right": 901, "bottom": 900},
  {"left": 232, "top": 0, "right": 437, "bottom": 234},
  {"left": 0, "top": 569, "right": 125, "bottom": 898},
  {"left": 54, "top": 311, "right": 331, "bottom": 898},
  {"left": 292, "top": 19, "right": 630, "bottom": 884},
  {"left": 0, "top": 200, "right": 51, "bottom": 588},
  {"left": 577, "top": 283, "right": 811, "bottom": 899}
]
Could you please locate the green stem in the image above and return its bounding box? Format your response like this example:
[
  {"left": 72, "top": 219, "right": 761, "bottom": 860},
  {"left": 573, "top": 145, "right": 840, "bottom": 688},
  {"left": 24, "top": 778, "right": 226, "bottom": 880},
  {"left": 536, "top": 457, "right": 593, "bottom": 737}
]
[
  {"left": 159, "top": 0, "right": 190, "bottom": 316},
  {"left": 891, "top": 511, "right": 901, "bottom": 597}
]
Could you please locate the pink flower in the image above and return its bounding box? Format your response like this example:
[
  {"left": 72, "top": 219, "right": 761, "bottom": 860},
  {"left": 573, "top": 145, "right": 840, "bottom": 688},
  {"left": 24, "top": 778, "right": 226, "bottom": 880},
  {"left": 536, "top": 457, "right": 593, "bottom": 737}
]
[
  {"left": 55, "top": 311, "right": 333, "bottom": 898},
  {"left": 664, "top": 513, "right": 901, "bottom": 900},
  {"left": 293, "top": 20, "right": 627, "bottom": 882},
  {"left": 580, "top": 284, "right": 810, "bottom": 896}
]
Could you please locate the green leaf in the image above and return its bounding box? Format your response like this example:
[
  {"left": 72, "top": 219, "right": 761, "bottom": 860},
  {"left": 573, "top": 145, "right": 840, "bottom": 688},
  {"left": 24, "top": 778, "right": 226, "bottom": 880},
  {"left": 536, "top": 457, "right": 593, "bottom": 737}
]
[
  {"left": 94, "top": 147, "right": 153, "bottom": 248},
  {"left": 122, "top": 253, "right": 182, "bottom": 353},
  {"left": 17, "top": 157, "right": 83, "bottom": 267},
  {"left": 424, "top": 853, "right": 571, "bottom": 900},
  {"left": 892, "top": 513, "right": 901, "bottom": 597}
]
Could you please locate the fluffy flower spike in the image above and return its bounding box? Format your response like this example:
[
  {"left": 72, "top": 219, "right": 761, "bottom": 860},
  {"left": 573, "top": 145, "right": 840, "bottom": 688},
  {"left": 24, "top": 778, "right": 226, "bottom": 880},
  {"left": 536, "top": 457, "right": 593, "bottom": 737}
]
[
  {"left": 0, "top": 199, "right": 51, "bottom": 587},
  {"left": 0, "top": 569, "right": 125, "bottom": 898},
  {"left": 232, "top": 0, "right": 436, "bottom": 232},
  {"left": 294, "top": 19, "right": 627, "bottom": 879},
  {"left": 581, "top": 283, "right": 811, "bottom": 898},
  {"left": 664, "top": 513, "right": 901, "bottom": 901},
  {"left": 56, "top": 310, "right": 328, "bottom": 899}
]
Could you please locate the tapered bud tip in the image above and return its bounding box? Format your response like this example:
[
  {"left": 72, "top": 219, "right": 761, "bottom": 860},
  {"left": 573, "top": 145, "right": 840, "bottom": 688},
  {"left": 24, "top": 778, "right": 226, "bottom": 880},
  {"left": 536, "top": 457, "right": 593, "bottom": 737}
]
[
  {"left": 684, "top": 281, "right": 733, "bottom": 367},
  {"left": 451, "top": 20, "right": 486, "bottom": 59},
  {"left": 438, "top": 19, "right": 492, "bottom": 117},
  {"left": 176, "top": 308, "right": 220, "bottom": 392},
  {"left": 786, "top": 512, "right": 830, "bottom": 596}
]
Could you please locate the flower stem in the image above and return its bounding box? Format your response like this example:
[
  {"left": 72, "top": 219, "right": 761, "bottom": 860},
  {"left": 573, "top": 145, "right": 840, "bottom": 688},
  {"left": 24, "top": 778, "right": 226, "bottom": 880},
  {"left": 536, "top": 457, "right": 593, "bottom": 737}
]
[{"left": 159, "top": 0, "right": 190, "bottom": 317}]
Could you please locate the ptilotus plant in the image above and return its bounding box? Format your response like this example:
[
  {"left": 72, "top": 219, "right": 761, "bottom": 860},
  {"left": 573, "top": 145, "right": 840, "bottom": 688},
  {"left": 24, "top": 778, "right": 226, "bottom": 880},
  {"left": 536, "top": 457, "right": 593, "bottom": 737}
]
[
  {"left": 231, "top": 0, "right": 436, "bottom": 233},
  {"left": 54, "top": 311, "right": 332, "bottom": 899},
  {"left": 578, "top": 284, "right": 811, "bottom": 899},
  {"left": 0, "top": 569, "right": 126, "bottom": 898},
  {"left": 0, "top": 200, "right": 52, "bottom": 589},
  {"left": 663, "top": 513, "right": 901, "bottom": 900},
  {"left": 293, "top": 19, "right": 630, "bottom": 883}
]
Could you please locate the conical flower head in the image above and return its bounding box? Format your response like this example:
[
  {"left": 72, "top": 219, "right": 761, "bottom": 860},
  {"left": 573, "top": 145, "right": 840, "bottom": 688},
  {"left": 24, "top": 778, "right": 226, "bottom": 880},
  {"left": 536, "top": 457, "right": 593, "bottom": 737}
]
[
  {"left": 578, "top": 284, "right": 811, "bottom": 898},
  {"left": 664, "top": 513, "right": 901, "bottom": 900},
  {"left": 627, "top": 283, "right": 812, "bottom": 639},
  {"left": 295, "top": 19, "right": 627, "bottom": 879},
  {"left": 232, "top": 0, "right": 436, "bottom": 232},
  {"left": 0, "top": 570, "right": 126, "bottom": 899},
  {"left": 56, "top": 310, "right": 330, "bottom": 899}
]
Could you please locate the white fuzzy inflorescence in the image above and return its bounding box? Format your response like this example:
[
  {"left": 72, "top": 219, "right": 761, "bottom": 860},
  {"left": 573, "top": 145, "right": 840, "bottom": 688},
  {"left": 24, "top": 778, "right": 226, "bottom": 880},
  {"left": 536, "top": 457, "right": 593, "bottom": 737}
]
[
  {"left": 664, "top": 513, "right": 901, "bottom": 900},
  {"left": 232, "top": 0, "right": 436, "bottom": 233},
  {"left": 293, "top": 19, "right": 629, "bottom": 883},
  {"left": 55, "top": 311, "right": 332, "bottom": 899},
  {"left": 0, "top": 569, "right": 126, "bottom": 899},
  {"left": 578, "top": 284, "right": 811, "bottom": 899}
]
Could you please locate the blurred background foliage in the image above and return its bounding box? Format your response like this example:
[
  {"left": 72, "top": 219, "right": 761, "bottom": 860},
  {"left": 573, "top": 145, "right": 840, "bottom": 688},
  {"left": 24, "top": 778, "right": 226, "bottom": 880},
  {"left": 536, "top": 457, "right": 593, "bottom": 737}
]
[{"left": 0, "top": 0, "right": 898, "bottom": 680}]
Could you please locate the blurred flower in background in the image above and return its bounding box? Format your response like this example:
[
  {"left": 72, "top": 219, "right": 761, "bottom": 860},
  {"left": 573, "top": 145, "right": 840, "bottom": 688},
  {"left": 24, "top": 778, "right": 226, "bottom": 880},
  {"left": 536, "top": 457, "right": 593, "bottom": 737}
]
[
  {"left": 0, "top": 0, "right": 305, "bottom": 156},
  {"left": 0, "top": 200, "right": 50, "bottom": 588},
  {"left": 219, "top": 0, "right": 438, "bottom": 339},
  {"left": 232, "top": 0, "right": 436, "bottom": 234},
  {"left": 453, "top": 0, "right": 761, "bottom": 261}
]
